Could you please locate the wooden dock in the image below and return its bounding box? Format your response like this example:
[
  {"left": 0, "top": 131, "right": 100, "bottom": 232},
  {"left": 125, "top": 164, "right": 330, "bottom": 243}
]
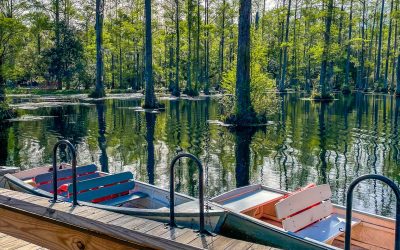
[
  {"left": 0, "top": 232, "right": 45, "bottom": 249},
  {"left": 0, "top": 188, "right": 279, "bottom": 249}
]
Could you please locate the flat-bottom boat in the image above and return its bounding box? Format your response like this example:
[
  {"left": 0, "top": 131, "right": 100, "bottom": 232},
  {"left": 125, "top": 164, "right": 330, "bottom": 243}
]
[
  {"left": 211, "top": 183, "right": 397, "bottom": 250},
  {"left": 3, "top": 164, "right": 226, "bottom": 232}
]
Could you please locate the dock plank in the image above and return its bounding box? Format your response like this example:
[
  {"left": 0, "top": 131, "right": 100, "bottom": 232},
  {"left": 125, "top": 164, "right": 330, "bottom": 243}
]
[
  {"left": 0, "top": 233, "right": 44, "bottom": 250},
  {"left": 0, "top": 188, "right": 279, "bottom": 250}
]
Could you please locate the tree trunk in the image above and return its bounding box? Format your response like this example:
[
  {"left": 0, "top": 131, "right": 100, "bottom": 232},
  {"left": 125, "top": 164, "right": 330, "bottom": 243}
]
[
  {"left": 277, "top": 0, "right": 287, "bottom": 90},
  {"left": 55, "top": 0, "right": 62, "bottom": 90},
  {"left": 235, "top": 0, "right": 254, "bottom": 123},
  {"left": 173, "top": 0, "right": 181, "bottom": 96},
  {"left": 280, "top": 0, "right": 292, "bottom": 92},
  {"left": 93, "top": 0, "right": 106, "bottom": 98},
  {"left": 195, "top": 0, "right": 200, "bottom": 94},
  {"left": 119, "top": 47, "right": 123, "bottom": 89},
  {"left": 360, "top": 0, "right": 366, "bottom": 90},
  {"left": 376, "top": 0, "right": 385, "bottom": 83},
  {"left": 392, "top": 0, "right": 398, "bottom": 91},
  {"left": 204, "top": 0, "right": 210, "bottom": 94},
  {"left": 344, "top": 0, "right": 353, "bottom": 92},
  {"left": 186, "top": 0, "right": 193, "bottom": 94},
  {"left": 219, "top": 0, "right": 226, "bottom": 83},
  {"left": 396, "top": 53, "right": 400, "bottom": 95},
  {"left": 111, "top": 54, "right": 115, "bottom": 89},
  {"left": 384, "top": 0, "right": 394, "bottom": 91},
  {"left": 291, "top": 0, "right": 298, "bottom": 85},
  {"left": 318, "top": 0, "right": 334, "bottom": 98},
  {"left": 367, "top": 0, "right": 379, "bottom": 91},
  {"left": 0, "top": 59, "right": 5, "bottom": 103},
  {"left": 144, "top": 0, "right": 156, "bottom": 108},
  {"left": 169, "top": 46, "right": 174, "bottom": 91},
  {"left": 338, "top": 0, "right": 345, "bottom": 45}
]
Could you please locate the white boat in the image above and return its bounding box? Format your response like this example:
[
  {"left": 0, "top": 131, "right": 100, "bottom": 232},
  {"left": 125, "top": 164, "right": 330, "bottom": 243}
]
[
  {"left": 3, "top": 164, "right": 226, "bottom": 233},
  {"left": 211, "top": 183, "right": 398, "bottom": 250}
]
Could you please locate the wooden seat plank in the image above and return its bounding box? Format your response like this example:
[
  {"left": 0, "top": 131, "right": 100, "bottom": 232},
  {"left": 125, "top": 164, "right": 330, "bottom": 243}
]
[
  {"left": 282, "top": 200, "right": 333, "bottom": 232},
  {"left": 67, "top": 172, "right": 133, "bottom": 193},
  {"left": 71, "top": 181, "right": 134, "bottom": 202},
  {"left": 38, "top": 173, "right": 100, "bottom": 193},
  {"left": 35, "top": 164, "right": 97, "bottom": 184},
  {"left": 275, "top": 184, "right": 331, "bottom": 219}
]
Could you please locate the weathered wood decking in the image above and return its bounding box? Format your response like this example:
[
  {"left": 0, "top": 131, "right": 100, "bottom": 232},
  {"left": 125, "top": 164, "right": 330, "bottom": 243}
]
[
  {"left": 0, "top": 232, "right": 45, "bottom": 249},
  {"left": 0, "top": 188, "right": 280, "bottom": 249}
]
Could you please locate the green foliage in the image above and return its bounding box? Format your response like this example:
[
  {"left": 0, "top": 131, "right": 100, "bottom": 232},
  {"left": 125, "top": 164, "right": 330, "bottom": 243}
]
[
  {"left": 43, "top": 22, "right": 85, "bottom": 89},
  {"left": 0, "top": 102, "right": 16, "bottom": 120},
  {"left": 221, "top": 29, "right": 278, "bottom": 121},
  {"left": 0, "top": 15, "right": 26, "bottom": 84}
]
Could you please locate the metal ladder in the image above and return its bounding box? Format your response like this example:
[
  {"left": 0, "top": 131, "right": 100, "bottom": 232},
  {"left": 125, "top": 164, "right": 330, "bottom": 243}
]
[
  {"left": 51, "top": 139, "right": 79, "bottom": 206},
  {"left": 168, "top": 153, "right": 212, "bottom": 236},
  {"left": 344, "top": 174, "right": 400, "bottom": 250}
]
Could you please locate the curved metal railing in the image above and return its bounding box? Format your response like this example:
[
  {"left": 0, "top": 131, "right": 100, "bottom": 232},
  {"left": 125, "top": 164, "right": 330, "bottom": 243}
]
[
  {"left": 168, "top": 153, "right": 210, "bottom": 235},
  {"left": 52, "top": 139, "right": 78, "bottom": 206},
  {"left": 344, "top": 174, "right": 400, "bottom": 250}
]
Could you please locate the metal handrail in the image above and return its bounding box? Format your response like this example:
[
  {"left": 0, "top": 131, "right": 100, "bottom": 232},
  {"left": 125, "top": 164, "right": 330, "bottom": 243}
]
[
  {"left": 169, "top": 153, "right": 210, "bottom": 235},
  {"left": 52, "top": 140, "right": 78, "bottom": 206},
  {"left": 344, "top": 174, "right": 400, "bottom": 250}
]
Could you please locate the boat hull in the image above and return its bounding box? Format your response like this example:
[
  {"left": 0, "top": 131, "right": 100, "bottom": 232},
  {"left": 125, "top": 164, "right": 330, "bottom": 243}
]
[
  {"left": 4, "top": 173, "right": 226, "bottom": 233},
  {"left": 220, "top": 212, "right": 334, "bottom": 250},
  {"left": 212, "top": 184, "right": 396, "bottom": 250}
]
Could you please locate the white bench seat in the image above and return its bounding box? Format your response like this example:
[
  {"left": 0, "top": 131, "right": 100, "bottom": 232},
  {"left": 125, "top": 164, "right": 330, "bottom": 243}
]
[{"left": 294, "top": 213, "right": 360, "bottom": 243}]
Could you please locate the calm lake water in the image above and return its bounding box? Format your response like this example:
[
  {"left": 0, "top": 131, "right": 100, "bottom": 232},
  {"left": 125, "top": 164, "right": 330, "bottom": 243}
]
[{"left": 0, "top": 93, "right": 399, "bottom": 217}]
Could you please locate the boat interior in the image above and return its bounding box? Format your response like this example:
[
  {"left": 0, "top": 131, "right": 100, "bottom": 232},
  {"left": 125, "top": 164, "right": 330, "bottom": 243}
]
[
  {"left": 14, "top": 164, "right": 193, "bottom": 209},
  {"left": 212, "top": 184, "right": 396, "bottom": 250}
]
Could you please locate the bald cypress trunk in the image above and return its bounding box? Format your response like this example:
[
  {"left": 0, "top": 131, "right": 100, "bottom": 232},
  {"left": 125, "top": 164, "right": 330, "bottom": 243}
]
[
  {"left": 359, "top": 0, "right": 366, "bottom": 90},
  {"left": 376, "top": 0, "right": 385, "bottom": 83},
  {"left": 204, "top": 0, "right": 210, "bottom": 94},
  {"left": 384, "top": 0, "right": 394, "bottom": 91},
  {"left": 92, "top": 0, "right": 106, "bottom": 98},
  {"left": 218, "top": 0, "right": 226, "bottom": 86},
  {"left": 280, "top": 0, "right": 292, "bottom": 92},
  {"left": 318, "top": 0, "right": 334, "bottom": 98},
  {"left": 195, "top": 0, "right": 200, "bottom": 94},
  {"left": 186, "top": 0, "right": 193, "bottom": 94},
  {"left": 344, "top": 0, "right": 353, "bottom": 93},
  {"left": 234, "top": 0, "right": 254, "bottom": 124},
  {"left": 144, "top": 0, "right": 156, "bottom": 108},
  {"left": 55, "top": 0, "right": 62, "bottom": 90},
  {"left": 173, "top": 0, "right": 181, "bottom": 96}
]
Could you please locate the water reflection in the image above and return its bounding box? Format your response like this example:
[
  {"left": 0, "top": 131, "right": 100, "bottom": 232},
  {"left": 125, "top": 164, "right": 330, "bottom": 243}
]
[
  {"left": 145, "top": 112, "right": 156, "bottom": 185},
  {"left": 96, "top": 101, "right": 108, "bottom": 172},
  {"left": 2, "top": 93, "right": 400, "bottom": 217},
  {"left": 234, "top": 127, "right": 256, "bottom": 188}
]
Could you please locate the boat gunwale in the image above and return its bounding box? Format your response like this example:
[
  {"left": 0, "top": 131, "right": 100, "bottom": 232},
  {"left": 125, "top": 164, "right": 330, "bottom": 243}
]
[
  {"left": 3, "top": 172, "right": 226, "bottom": 218},
  {"left": 212, "top": 184, "right": 396, "bottom": 224}
]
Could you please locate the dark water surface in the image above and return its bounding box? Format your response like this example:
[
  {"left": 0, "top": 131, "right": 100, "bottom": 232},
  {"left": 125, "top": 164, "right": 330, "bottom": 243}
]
[{"left": 1, "top": 93, "right": 399, "bottom": 217}]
